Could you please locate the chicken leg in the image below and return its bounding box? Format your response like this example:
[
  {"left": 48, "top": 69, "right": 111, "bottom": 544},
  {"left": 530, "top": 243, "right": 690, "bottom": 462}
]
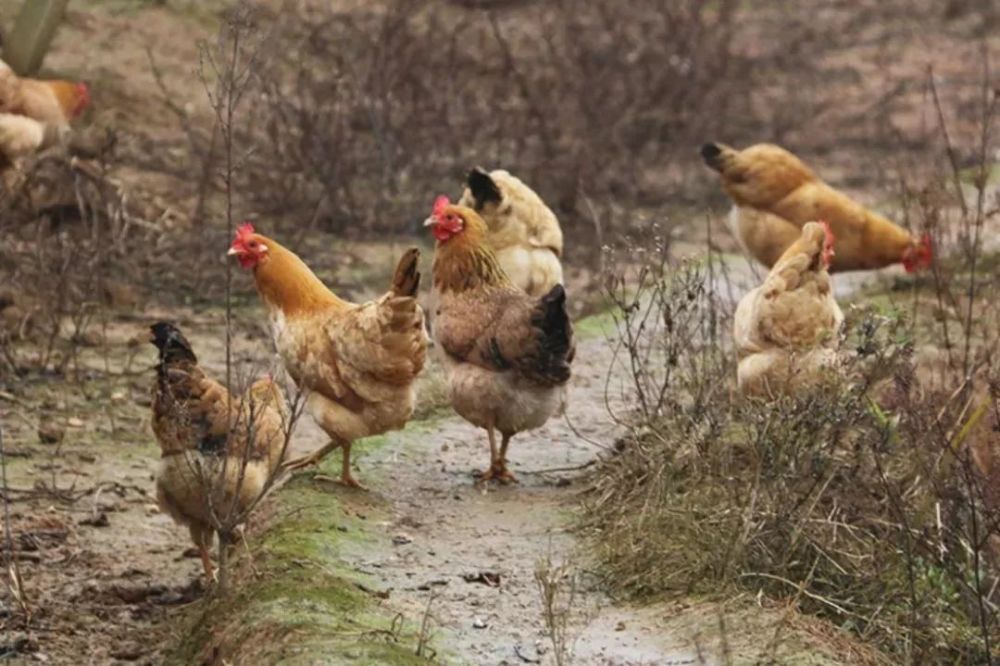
[
  {"left": 283, "top": 438, "right": 366, "bottom": 490},
  {"left": 190, "top": 524, "right": 216, "bottom": 583},
  {"left": 476, "top": 428, "right": 517, "bottom": 484}
]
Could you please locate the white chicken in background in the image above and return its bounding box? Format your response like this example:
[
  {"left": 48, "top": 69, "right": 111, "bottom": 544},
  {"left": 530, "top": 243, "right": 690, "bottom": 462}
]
[{"left": 458, "top": 167, "right": 564, "bottom": 297}]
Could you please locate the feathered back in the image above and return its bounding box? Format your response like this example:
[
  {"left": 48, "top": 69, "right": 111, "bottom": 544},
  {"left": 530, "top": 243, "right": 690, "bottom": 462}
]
[
  {"left": 459, "top": 168, "right": 564, "bottom": 257},
  {"left": 0, "top": 61, "right": 88, "bottom": 127},
  {"left": 430, "top": 205, "right": 573, "bottom": 388},
  {"left": 703, "top": 141, "right": 928, "bottom": 272},
  {"left": 748, "top": 222, "right": 843, "bottom": 352},
  {"left": 149, "top": 322, "right": 231, "bottom": 457},
  {"left": 701, "top": 142, "right": 816, "bottom": 209}
]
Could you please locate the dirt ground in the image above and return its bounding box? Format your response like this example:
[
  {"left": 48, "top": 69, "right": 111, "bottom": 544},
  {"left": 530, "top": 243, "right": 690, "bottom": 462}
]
[{"left": 0, "top": 244, "right": 897, "bottom": 665}]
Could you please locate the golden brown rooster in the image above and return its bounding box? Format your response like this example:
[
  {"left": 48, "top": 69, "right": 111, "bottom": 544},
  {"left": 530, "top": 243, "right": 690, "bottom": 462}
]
[{"left": 229, "top": 224, "right": 427, "bottom": 489}]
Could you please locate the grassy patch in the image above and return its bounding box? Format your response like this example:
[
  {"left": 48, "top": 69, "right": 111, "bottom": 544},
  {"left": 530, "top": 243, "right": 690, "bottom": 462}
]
[
  {"left": 164, "top": 469, "right": 436, "bottom": 665},
  {"left": 162, "top": 414, "right": 454, "bottom": 665}
]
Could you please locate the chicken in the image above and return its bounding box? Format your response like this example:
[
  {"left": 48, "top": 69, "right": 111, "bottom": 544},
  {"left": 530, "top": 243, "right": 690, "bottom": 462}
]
[
  {"left": 733, "top": 221, "right": 844, "bottom": 397},
  {"left": 150, "top": 322, "right": 287, "bottom": 581},
  {"left": 0, "top": 59, "right": 89, "bottom": 168},
  {"left": 457, "top": 168, "right": 564, "bottom": 297},
  {"left": 701, "top": 142, "right": 933, "bottom": 273},
  {"left": 424, "top": 196, "right": 574, "bottom": 483},
  {"left": 228, "top": 224, "right": 427, "bottom": 489}
]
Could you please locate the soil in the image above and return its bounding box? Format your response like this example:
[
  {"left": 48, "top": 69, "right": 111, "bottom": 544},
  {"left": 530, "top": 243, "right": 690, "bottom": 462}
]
[{"left": 0, "top": 254, "right": 891, "bottom": 665}]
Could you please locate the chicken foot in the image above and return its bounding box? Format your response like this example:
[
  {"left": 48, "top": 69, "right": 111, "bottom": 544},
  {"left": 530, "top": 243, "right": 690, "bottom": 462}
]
[
  {"left": 283, "top": 438, "right": 366, "bottom": 490},
  {"left": 476, "top": 429, "right": 517, "bottom": 484},
  {"left": 190, "top": 524, "right": 217, "bottom": 584}
]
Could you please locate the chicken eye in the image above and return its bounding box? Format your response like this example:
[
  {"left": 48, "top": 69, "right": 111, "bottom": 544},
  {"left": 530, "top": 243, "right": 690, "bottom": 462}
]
[{"left": 248, "top": 241, "right": 258, "bottom": 249}]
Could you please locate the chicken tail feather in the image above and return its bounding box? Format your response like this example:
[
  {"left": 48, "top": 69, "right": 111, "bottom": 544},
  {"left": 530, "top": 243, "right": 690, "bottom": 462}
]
[
  {"left": 150, "top": 321, "right": 197, "bottom": 368},
  {"left": 531, "top": 284, "right": 573, "bottom": 384},
  {"left": 390, "top": 247, "right": 421, "bottom": 297},
  {"left": 700, "top": 142, "right": 731, "bottom": 172}
]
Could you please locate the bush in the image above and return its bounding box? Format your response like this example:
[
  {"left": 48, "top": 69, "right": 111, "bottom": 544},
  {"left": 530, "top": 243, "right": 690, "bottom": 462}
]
[{"left": 582, "top": 232, "right": 1000, "bottom": 662}]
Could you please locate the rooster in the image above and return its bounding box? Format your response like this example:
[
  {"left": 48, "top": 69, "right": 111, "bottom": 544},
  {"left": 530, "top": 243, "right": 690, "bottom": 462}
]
[
  {"left": 733, "top": 222, "right": 844, "bottom": 396},
  {"left": 424, "top": 196, "right": 573, "bottom": 483},
  {"left": 458, "top": 168, "right": 564, "bottom": 297},
  {"left": 0, "top": 59, "right": 89, "bottom": 169},
  {"left": 150, "top": 322, "right": 287, "bottom": 581},
  {"left": 701, "top": 142, "right": 933, "bottom": 273},
  {"left": 229, "top": 224, "right": 427, "bottom": 489}
]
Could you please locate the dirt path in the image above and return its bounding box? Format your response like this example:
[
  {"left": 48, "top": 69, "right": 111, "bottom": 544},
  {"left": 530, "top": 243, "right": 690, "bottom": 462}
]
[
  {"left": 284, "top": 331, "right": 691, "bottom": 665},
  {"left": 0, "top": 250, "right": 891, "bottom": 664},
  {"left": 276, "top": 254, "right": 892, "bottom": 666}
]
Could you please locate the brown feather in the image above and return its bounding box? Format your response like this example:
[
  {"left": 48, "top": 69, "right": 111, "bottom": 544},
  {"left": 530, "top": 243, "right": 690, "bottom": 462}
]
[{"left": 703, "top": 142, "right": 922, "bottom": 271}]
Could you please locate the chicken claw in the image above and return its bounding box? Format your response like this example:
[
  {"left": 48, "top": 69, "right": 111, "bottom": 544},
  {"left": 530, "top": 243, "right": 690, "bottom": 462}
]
[
  {"left": 283, "top": 441, "right": 368, "bottom": 491},
  {"left": 475, "top": 463, "right": 518, "bottom": 485}
]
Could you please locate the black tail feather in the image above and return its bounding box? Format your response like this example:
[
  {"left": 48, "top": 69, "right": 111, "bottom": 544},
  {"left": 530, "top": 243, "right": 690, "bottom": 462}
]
[
  {"left": 467, "top": 167, "right": 502, "bottom": 209},
  {"left": 700, "top": 142, "right": 724, "bottom": 171},
  {"left": 149, "top": 321, "right": 197, "bottom": 367},
  {"left": 531, "top": 284, "right": 573, "bottom": 385}
]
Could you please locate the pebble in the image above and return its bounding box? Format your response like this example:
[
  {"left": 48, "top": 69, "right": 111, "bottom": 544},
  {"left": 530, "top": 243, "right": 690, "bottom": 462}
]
[{"left": 37, "top": 419, "right": 65, "bottom": 444}]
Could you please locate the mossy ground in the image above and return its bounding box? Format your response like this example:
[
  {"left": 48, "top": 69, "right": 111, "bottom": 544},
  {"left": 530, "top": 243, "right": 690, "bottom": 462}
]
[{"left": 164, "top": 429, "right": 442, "bottom": 665}]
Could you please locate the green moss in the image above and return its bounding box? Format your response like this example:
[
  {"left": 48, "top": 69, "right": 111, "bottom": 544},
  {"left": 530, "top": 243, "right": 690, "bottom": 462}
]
[
  {"left": 163, "top": 420, "right": 445, "bottom": 665},
  {"left": 574, "top": 307, "right": 620, "bottom": 341}
]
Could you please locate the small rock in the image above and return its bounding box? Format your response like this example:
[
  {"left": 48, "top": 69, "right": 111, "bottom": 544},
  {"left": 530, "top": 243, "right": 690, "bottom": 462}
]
[
  {"left": 392, "top": 533, "right": 413, "bottom": 546},
  {"left": 37, "top": 420, "right": 65, "bottom": 445},
  {"left": 463, "top": 571, "right": 501, "bottom": 587},
  {"left": 110, "top": 391, "right": 127, "bottom": 404},
  {"left": 67, "top": 417, "right": 85, "bottom": 428},
  {"left": 615, "top": 621, "right": 626, "bottom": 631},
  {"left": 472, "top": 617, "right": 488, "bottom": 629},
  {"left": 336, "top": 525, "right": 349, "bottom": 532},
  {"left": 79, "top": 513, "right": 110, "bottom": 528}
]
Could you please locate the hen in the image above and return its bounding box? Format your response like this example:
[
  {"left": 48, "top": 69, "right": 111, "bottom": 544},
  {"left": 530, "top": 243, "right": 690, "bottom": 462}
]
[
  {"left": 701, "top": 142, "right": 932, "bottom": 273},
  {"left": 229, "top": 224, "right": 427, "bottom": 488},
  {"left": 150, "top": 322, "right": 287, "bottom": 581},
  {"left": 425, "top": 196, "right": 573, "bottom": 483},
  {"left": 0, "top": 59, "right": 89, "bottom": 169},
  {"left": 733, "top": 222, "right": 844, "bottom": 397},
  {"left": 458, "top": 168, "right": 564, "bottom": 297}
]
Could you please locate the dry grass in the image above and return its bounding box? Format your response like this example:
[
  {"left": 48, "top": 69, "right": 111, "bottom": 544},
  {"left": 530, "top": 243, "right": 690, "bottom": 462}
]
[{"left": 582, "top": 190, "right": 999, "bottom": 663}]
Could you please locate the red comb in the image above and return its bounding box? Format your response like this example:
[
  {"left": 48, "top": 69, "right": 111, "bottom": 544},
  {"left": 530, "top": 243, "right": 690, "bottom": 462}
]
[
  {"left": 236, "top": 222, "right": 255, "bottom": 238},
  {"left": 433, "top": 195, "right": 451, "bottom": 219},
  {"left": 820, "top": 220, "right": 834, "bottom": 240}
]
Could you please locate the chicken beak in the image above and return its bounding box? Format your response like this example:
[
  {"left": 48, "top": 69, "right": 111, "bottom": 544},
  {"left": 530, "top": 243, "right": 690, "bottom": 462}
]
[
  {"left": 226, "top": 247, "right": 240, "bottom": 256},
  {"left": 422, "top": 216, "right": 437, "bottom": 228}
]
